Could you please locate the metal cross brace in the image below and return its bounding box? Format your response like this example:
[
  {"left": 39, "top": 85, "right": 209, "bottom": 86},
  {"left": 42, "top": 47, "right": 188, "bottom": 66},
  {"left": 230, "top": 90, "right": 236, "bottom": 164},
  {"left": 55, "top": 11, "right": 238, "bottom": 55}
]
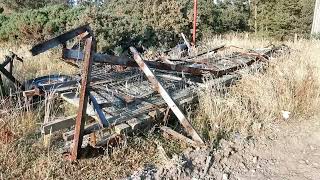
[{"left": 130, "top": 47, "right": 204, "bottom": 144}]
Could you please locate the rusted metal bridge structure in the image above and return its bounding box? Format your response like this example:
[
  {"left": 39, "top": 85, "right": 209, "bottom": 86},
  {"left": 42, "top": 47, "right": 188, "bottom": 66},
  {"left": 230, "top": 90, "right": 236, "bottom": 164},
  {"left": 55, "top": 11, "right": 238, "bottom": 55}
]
[{"left": 0, "top": 25, "right": 289, "bottom": 160}]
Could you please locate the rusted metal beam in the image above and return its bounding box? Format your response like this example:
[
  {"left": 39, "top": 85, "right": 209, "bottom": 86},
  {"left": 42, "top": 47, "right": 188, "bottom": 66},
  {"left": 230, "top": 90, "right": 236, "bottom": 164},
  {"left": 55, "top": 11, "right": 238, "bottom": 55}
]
[
  {"left": 70, "top": 36, "right": 95, "bottom": 161},
  {"left": 192, "top": 0, "right": 198, "bottom": 45},
  {"left": 30, "top": 24, "right": 90, "bottom": 56},
  {"left": 63, "top": 49, "right": 220, "bottom": 76},
  {"left": 130, "top": 47, "right": 204, "bottom": 144},
  {"left": 63, "top": 48, "right": 268, "bottom": 77}
]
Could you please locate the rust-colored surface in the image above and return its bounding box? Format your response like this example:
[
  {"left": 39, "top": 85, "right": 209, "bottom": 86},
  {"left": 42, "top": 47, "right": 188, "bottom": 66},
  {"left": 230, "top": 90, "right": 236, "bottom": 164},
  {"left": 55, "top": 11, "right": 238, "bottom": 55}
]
[
  {"left": 0, "top": 128, "right": 15, "bottom": 144},
  {"left": 193, "top": 0, "right": 198, "bottom": 45},
  {"left": 70, "top": 36, "right": 95, "bottom": 161}
]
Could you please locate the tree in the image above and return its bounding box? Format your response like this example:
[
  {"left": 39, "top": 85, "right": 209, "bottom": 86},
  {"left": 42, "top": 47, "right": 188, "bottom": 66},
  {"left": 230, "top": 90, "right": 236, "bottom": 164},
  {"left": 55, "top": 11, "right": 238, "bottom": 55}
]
[{"left": 254, "top": 0, "right": 315, "bottom": 39}]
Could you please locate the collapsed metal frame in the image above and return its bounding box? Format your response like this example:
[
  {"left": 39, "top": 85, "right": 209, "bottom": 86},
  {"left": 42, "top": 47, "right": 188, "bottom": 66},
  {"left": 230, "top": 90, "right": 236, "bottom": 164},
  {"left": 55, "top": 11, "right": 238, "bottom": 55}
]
[
  {"left": 3, "top": 24, "right": 288, "bottom": 160},
  {"left": 30, "top": 25, "right": 209, "bottom": 160}
]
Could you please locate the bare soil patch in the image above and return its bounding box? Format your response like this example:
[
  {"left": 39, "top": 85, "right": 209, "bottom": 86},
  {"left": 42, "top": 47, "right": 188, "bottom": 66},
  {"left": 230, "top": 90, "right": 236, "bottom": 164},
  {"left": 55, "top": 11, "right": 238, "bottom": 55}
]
[{"left": 130, "top": 119, "right": 320, "bottom": 180}]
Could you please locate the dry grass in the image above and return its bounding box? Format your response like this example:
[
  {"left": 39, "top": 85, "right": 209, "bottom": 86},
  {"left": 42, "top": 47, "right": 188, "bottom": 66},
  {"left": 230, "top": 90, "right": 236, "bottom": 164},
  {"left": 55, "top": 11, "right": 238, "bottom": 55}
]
[
  {"left": 0, "top": 43, "right": 77, "bottom": 87},
  {"left": 0, "top": 36, "right": 320, "bottom": 179},
  {"left": 195, "top": 38, "right": 320, "bottom": 141}
]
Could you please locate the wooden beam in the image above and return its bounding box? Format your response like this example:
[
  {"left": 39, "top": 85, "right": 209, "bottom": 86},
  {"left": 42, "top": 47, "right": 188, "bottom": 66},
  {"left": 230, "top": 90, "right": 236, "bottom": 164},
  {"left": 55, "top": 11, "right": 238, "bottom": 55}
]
[
  {"left": 41, "top": 115, "right": 76, "bottom": 135},
  {"left": 63, "top": 48, "right": 262, "bottom": 78},
  {"left": 130, "top": 47, "right": 204, "bottom": 144}
]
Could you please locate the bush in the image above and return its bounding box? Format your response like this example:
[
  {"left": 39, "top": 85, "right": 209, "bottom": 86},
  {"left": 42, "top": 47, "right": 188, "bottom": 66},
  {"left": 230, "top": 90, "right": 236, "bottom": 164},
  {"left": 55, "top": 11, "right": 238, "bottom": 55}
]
[
  {"left": 0, "top": 5, "right": 86, "bottom": 43},
  {"left": 0, "top": 0, "right": 252, "bottom": 52},
  {"left": 91, "top": 0, "right": 191, "bottom": 52}
]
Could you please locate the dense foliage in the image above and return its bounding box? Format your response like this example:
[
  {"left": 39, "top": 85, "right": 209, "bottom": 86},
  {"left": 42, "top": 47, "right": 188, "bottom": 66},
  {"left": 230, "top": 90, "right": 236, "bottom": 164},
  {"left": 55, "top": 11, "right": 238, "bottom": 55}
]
[
  {"left": 0, "top": 0, "right": 317, "bottom": 51},
  {"left": 0, "top": 5, "right": 86, "bottom": 43},
  {"left": 255, "top": 0, "right": 316, "bottom": 39}
]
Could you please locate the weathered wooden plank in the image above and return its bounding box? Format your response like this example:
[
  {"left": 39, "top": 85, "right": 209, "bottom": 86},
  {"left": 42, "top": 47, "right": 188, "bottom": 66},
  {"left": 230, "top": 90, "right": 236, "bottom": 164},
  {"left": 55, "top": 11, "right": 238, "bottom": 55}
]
[
  {"left": 63, "top": 123, "right": 101, "bottom": 141},
  {"left": 181, "top": 33, "right": 192, "bottom": 53},
  {"left": 130, "top": 47, "right": 204, "bottom": 144},
  {"left": 41, "top": 115, "right": 76, "bottom": 135},
  {"left": 114, "top": 123, "right": 131, "bottom": 134}
]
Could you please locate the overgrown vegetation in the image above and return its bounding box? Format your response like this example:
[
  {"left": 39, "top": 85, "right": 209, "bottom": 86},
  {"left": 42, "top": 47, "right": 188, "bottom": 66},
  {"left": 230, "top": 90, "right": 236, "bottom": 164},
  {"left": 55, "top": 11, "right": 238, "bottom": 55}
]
[
  {"left": 195, "top": 39, "right": 320, "bottom": 141},
  {"left": 255, "top": 0, "right": 316, "bottom": 39},
  {"left": 1, "top": 37, "right": 319, "bottom": 179},
  {"left": 0, "top": 0, "right": 319, "bottom": 178},
  {"left": 0, "top": 5, "right": 86, "bottom": 44},
  {"left": 0, "top": 0, "right": 316, "bottom": 51}
]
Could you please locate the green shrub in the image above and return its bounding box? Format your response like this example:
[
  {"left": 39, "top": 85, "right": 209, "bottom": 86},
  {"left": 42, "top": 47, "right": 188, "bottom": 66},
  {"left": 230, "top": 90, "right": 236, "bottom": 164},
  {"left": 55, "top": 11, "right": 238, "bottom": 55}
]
[
  {"left": 91, "top": 0, "right": 191, "bottom": 52},
  {"left": 0, "top": 5, "right": 86, "bottom": 43},
  {"left": 0, "top": 0, "right": 252, "bottom": 52}
]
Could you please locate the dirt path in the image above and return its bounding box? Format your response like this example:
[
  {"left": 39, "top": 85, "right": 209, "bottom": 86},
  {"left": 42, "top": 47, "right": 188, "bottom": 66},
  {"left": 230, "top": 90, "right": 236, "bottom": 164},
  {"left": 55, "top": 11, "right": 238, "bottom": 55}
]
[
  {"left": 130, "top": 119, "right": 320, "bottom": 179},
  {"left": 236, "top": 119, "right": 320, "bottom": 180}
]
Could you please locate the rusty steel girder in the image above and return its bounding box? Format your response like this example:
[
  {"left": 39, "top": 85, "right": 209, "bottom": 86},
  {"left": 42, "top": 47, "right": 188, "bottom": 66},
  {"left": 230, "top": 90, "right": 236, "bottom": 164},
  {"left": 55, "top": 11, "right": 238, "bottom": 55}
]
[{"left": 70, "top": 36, "right": 95, "bottom": 160}]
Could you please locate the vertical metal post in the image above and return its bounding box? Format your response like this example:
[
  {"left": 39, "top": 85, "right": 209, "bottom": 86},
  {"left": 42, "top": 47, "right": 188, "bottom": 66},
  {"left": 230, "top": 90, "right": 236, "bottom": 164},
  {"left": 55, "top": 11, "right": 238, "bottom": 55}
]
[
  {"left": 192, "top": 0, "right": 198, "bottom": 46},
  {"left": 70, "top": 36, "right": 95, "bottom": 160}
]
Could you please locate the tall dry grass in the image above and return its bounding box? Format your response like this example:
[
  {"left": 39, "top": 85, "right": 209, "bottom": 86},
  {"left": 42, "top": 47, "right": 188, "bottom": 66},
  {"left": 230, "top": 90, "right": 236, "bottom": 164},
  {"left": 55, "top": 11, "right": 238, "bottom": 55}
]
[
  {"left": 0, "top": 36, "right": 319, "bottom": 179},
  {"left": 195, "top": 38, "right": 320, "bottom": 141},
  {"left": 0, "top": 43, "right": 77, "bottom": 89}
]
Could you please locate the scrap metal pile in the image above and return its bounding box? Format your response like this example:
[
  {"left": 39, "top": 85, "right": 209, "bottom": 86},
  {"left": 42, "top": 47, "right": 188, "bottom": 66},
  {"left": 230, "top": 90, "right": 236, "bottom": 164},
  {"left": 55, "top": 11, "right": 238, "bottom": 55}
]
[{"left": 0, "top": 25, "right": 290, "bottom": 160}]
